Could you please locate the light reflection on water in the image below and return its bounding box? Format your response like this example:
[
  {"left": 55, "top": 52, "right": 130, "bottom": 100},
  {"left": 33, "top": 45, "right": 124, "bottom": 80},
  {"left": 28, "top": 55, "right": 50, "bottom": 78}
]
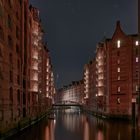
[{"left": 7, "top": 108, "right": 140, "bottom": 140}]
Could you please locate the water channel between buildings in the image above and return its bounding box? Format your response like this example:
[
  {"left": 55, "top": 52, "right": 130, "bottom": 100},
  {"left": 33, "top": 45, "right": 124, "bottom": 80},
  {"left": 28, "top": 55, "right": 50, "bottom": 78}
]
[{"left": 5, "top": 108, "right": 140, "bottom": 140}]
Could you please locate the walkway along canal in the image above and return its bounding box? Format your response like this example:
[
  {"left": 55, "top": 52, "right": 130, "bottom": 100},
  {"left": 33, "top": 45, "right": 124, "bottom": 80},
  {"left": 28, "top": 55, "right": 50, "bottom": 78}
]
[{"left": 4, "top": 108, "right": 140, "bottom": 140}]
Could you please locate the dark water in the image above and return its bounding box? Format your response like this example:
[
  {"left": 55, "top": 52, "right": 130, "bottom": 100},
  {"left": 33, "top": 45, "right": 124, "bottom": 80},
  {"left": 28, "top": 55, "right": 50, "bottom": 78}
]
[{"left": 6, "top": 109, "right": 140, "bottom": 140}]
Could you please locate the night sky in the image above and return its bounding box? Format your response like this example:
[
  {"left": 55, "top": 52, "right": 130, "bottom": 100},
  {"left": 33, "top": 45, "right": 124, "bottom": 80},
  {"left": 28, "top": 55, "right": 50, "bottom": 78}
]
[{"left": 29, "top": 0, "right": 137, "bottom": 88}]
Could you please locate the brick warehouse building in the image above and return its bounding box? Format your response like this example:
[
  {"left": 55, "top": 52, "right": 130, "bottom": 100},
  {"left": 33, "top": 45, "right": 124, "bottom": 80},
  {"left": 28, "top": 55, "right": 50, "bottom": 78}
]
[
  {"left": 107, "top": 21, "right": 140, "bottom": 117},
  {"left": 83, "top": 60, "right": 96, "bottom": 110},
  {"left": 55, "top": 80, "right": 84, "bottom": 105},
  {"left": 83, "top": 21, "right": 140, "bottom": 118},
  {"left": 138, "top": 0, "right": 140, "bottom": 34},
  {"left": 0, "top": 0, "right": 55, "bottom": 135}
]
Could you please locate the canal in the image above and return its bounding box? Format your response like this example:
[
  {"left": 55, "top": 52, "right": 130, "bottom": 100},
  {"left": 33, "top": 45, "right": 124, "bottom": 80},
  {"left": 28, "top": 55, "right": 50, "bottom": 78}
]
[{"left": 6, "top": 108, "right": 140, "bottom": 140}]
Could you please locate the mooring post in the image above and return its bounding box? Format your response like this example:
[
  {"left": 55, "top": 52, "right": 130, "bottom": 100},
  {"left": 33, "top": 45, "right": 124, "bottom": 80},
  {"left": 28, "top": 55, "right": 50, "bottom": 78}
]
[{"left": 132, "top": 98, "right": 136, "bottom": 128}]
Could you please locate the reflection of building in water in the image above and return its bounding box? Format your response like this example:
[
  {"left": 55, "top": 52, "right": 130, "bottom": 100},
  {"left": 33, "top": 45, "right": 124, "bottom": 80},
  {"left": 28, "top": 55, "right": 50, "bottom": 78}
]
[
  {"left": 97, "top": 130, "right": 104, "bottom": 140},
  {"left": 45, "top": 120, "right": 56, "bottom": 140},
  {"left": 62, "top": 113, "right": 82, "bottom": 132},
  {"left": 84, "top": 116, "right": 89, "bottom": 140}
]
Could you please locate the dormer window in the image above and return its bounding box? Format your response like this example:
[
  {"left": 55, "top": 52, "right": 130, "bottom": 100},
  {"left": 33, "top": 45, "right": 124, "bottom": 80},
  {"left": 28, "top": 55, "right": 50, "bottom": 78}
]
[{"left": 117, "top": 40, "right": 120, "bottom": 48}]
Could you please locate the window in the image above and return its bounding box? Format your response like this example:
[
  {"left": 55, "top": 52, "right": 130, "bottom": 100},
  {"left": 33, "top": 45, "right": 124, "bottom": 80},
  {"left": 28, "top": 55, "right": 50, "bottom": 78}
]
[
  {"left": 16, "top": 26, "right": 19, "bottom": 39},
  {"left": 0, "top": 66, "right": 3, "bottom": 80},
  {"left": 118, "top": 76, "right": 120, "bottom": 80},
  {"left": 16, "top": 11, "right": 19, "bottom": 20},
  {"left": 135, "top": 48, "right": 138, "bottom": 55},
  {"left": 10, "top": 109, "right": 13, "bottom": 120},
  {"left": 8, "top": 35, "right": 13, "bottom": 48},
  {"left": 135, "top": 41, "right": 139, "bottom": 46},
  {"left": 17, "top": 59, "right": 20, "bottom": 70},
  {"left": 10, "top": 70, "right": 13, "bottom": 83},
  {"left": 7, "top": 15, "right": 12, "bottom": 29},
  {"left": 117, "top": 40, "right": 120, "bottom": 48},
  {"left": 0, "top": 47, "right": 2, "bottom": 57},
  {"left": 117, "top": 59, "right": 120, "bottom": 64},
  {"left": 18, "top": 109, "right": 20, "bottom": 117},
  {"left": 136, "top": 57, "right": 139, "bottom": 62},
  {"left": 19, "top": 0, "right": 22, "bottom": 6},
  {"left": 17, "top": 89, "right": 20, "bottom": 104},
  {"left": 0, "top": 26, "right": 4, "bottom": 41},
  {"left": 117, "top": 97, "right": 120, "bottom": 104},
  {"left": 16, "top": 44, "right": 19, "bottom": 53},
  {"left": 117, "top": 86, "right": 120, "bottom": 92},
  {"left": 9, "top": 87, "right": 13, "bottom": 102},
  {"left": 136, "top": 85, "right": 139, "bottom": 92},
  {"left": 9, "top": 53, "right": 13, "bottom": 63},
  {"left": 9, "top": 53, "right": 13, "bottom": 69},
  {"left": 0, "top": 110, "right": 3, "bottom": 121},
  {"left": 17, "top": 75, "right": 20, "bottom": 84},
  {"left": 0, "top": 3, "right": 3, "bottom": 17},
  {"left": 117, "top": 67, "right": 120, "bottom": 72},
  {"left": 8, "top": 0, "right": 12, "bottom": 8}
]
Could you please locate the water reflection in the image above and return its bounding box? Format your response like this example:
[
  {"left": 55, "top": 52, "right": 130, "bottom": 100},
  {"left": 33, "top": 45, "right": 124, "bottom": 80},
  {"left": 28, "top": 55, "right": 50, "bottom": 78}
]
[{"left": 6, "top": 109, "right": 140, "bottom": 140}]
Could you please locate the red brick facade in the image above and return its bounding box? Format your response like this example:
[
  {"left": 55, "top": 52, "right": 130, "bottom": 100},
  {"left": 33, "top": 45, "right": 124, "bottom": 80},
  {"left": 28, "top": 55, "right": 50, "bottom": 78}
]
[
  {"left": 55, "top": 80, "right": 84, "bottom": 105},
  {"left": 83, "top": 21, "right": 140, "bottom": 118},
  {"left": 108, "top": 21, "right": 140, "bottom": 117},
  {"left": 0, "top": 0, "right": 55, "bottom": 134}
]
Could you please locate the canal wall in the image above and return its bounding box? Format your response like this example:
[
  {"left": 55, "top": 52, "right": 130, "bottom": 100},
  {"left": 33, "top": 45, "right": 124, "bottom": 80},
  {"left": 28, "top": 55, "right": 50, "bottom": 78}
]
[
  {"left": 0, "top": 109, "right": 52, "bottom": 140},
  {"left": 83, "top": 106, "right": 132, "bottom": 121}
]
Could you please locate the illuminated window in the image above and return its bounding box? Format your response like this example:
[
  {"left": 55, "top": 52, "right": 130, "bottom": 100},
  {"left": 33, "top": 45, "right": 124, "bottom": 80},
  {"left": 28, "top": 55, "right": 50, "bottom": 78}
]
[
  {"left": 117, "top": 86, "right": 120, "bottom": 92},
  {"left": 117, "top": 59, "right": 120, "bottom": 64},
  {"left": 136, "top": 85, "right": 139, "bottom": 92},
  {"left": 117, "top": 67, "right": 120, "bottom": 72},
  {"left": 118, "top": 76, "right": 120, "bottom": 80},
  {"left": 136, "top": 57, "right": 139, "bottom": 62},
  {"left": 117, "top": 97, "right": 120, "bottom": 104},
  {"left": 117, "top": 40, "right": 120, "bottom": 48},
  {"left": 135, "top": 41, "right": 139, "bottom": 46}
]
